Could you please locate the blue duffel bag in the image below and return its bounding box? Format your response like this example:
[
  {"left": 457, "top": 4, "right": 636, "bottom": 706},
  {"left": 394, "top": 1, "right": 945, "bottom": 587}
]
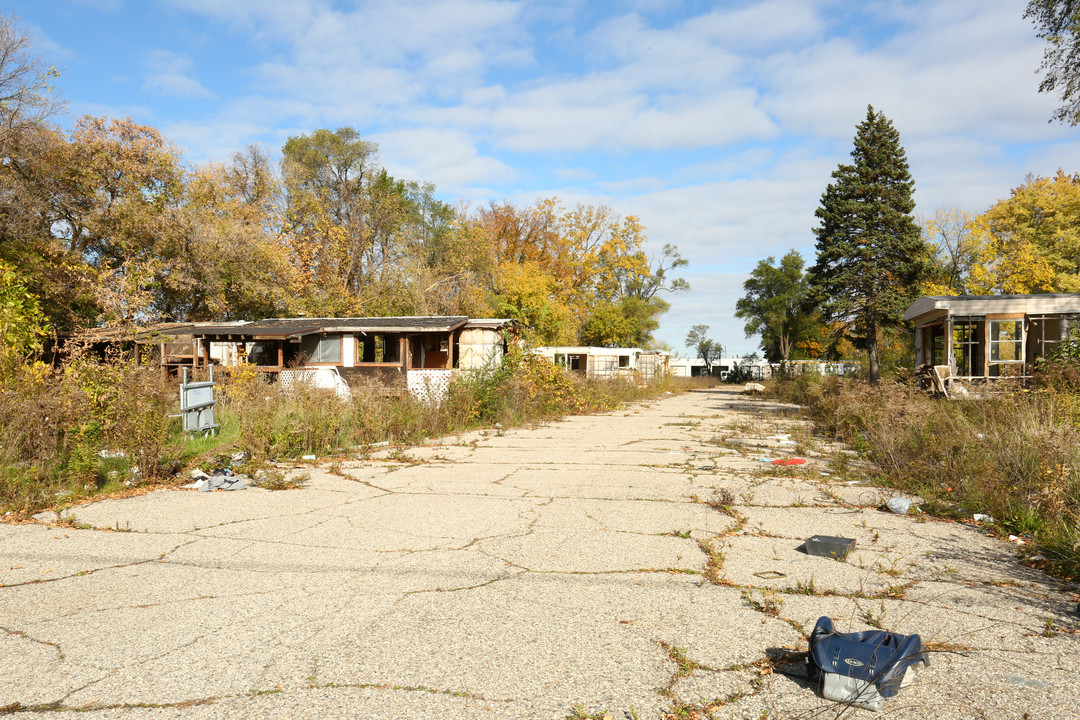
[{"left": 807, "top": 616, "right": 929, "bottom": 711}]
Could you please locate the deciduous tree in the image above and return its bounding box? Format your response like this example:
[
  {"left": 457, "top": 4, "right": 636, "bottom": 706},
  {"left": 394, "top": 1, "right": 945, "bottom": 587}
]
[
  {"left": 685, "top": 324, "right": 722, "bottom": 368},
  {"left": 735, "top": 250, "right": 814, "bottom": 363},
  {"left": 1026, "top": 0, "right": 1080, "bottom": 124},
  {"left": 964, "top": 170, "right": 1080, "bottom": 294}
]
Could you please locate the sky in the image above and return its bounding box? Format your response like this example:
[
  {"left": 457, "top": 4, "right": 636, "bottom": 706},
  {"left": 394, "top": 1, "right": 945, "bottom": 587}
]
[{"left": 12, "top": 0, "right": 1080, "bottom": 355}]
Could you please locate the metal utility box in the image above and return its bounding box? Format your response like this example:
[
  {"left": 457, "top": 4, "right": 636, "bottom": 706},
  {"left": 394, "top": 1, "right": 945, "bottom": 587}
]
[{"left": 805, "top": 535, "right": 856, "bottom": 560}]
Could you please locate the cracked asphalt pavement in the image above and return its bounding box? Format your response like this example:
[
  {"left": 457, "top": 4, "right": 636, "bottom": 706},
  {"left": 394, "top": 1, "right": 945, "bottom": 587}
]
[{"left": 3, "top": 388, "right": 1078, "bottom": 719}]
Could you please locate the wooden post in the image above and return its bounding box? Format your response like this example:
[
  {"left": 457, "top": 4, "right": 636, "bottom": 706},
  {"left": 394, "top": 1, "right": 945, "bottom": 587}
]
[{"left": 277, "top": 343, "right": 284, "bottom": 370}]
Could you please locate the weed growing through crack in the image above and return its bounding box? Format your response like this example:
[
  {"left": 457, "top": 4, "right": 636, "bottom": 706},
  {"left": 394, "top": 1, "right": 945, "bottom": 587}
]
[
  {"left": 258, "top": 469, "right": 309, "bottom": 491},
  {"left": 793, "top": 575, "right": 817, "bottom": 595},
  {"left": 864, "top": 600, "right": 888, "bottom": 629}
]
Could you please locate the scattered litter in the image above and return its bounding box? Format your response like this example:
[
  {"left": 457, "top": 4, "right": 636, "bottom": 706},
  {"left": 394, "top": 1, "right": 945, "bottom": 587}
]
[
  {"left": 97, "top": 449, "right": 126, "bottom": 459},
  {"left": 972, "top": 513, "right": 993, "bottom": 523},
  {"left": 696, "top": 465, "right": 714, "bottom": 471},
  {"left": 53, "top": 490, "right": 74, "bottom": 499},
  {"left": 301, "top": 454, "right": 317, "bottom": 460},
  {"left": 820, "top": 471, "right": 831, "bottom": 476},
  {"left": 230, "top": 451, "right": 249, "bottom": 466},
  {"left": 1005, "top": 674, "right": 1048, "bottom": 689},
  {"left": 190, "top": 468, "right": 209, "bottom": 480},
  {"left": 808, "top": 616, "right": 928, "bottom": 711},
  {"left": 757, "top": 457, "right": 775, "bottom": 463},
  {"left": 753, "top": 570, "right": 787, "bottom": 579},
  {"left": 371, "top": 440, "right": 389, "bottom": 447},
  {"left": 494, "top": 423, "right": 503, "bottom": 428},
  {"left": 743, "top": 382, "right": 766, "bottom": 394},
  {"left": 804, "top": 535, "right": 856, "bottom": 559},
  {"left": 1028, "top": 554, "right": 1047, "bottom": 561},
  {"left": 198, "top": 470, "right": 247, "bottom": 492},
  {"left": 844, "top": 480, "right": 860, "bottom": 485},
  {"left": 772, "top": 458, "right": 806, "bottom": 466},
  {"left": 1008, "top": 535, "right": 1026, "bottom": 545},
  {"left": 886, "top": 497, "right": 912, "bottom": 514}
]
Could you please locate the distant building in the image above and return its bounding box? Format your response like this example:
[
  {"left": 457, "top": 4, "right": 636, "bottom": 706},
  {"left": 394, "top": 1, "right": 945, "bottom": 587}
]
[{"left": 532, "top": 346, "right": 669, "bottom": 381}]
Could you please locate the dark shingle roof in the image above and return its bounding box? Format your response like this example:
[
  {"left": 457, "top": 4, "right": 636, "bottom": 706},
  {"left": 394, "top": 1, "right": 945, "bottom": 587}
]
[{"left": 193, "top": 316, "right": 469, "bottom": 339}]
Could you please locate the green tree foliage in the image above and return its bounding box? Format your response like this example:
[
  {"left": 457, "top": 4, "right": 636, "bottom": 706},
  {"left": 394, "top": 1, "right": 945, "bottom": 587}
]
[
  {"left": 734, "top": 250, "right": 815, "bottom": 363},
  {"left": 0, "top": 259, "right": 48, "bottom": 375},
  {"left": 685, "top": 324, "right": 722, "bottom": 368},
  {"left": 809, "top": 106, "right": 929, "bottom": 383},
  {"left": 1026, "top": 0, "right": 1080, "bottom": 124}
]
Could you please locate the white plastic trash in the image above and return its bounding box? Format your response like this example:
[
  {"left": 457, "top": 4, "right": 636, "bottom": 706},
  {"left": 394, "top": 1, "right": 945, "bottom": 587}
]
[{"left": 886, "top": 497, "right": 912, "bottom": 514}]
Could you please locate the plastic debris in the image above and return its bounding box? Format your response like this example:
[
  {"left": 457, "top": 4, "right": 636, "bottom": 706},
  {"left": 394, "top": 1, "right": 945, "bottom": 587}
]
[
  {"left": 1008, "top": 535, "right": 1026, "bottom": 544},
  {"left": 198, "top": 471, "right": 247, "bottom": 492},
  {"left": 1028, "top": 554, "right": 1047, "bottom": 561},
  {"left": 301, "top": 454, "right": 317, "bottom": 460},
  {"left": 886, "top": 497, "right": 912, "bottom": 514},
  {"left": 772, "top": 458, "right": 806, "bottom": 466},
  {"left": 98, "top": 449, "right": 126, "bottom": 459},
  {"left": 1005, "top": 674, "right": 1048, "bottom": 689},
  {"left": 230, "top": 451, "right": 249, "bottom": 466},
  {"left": 972, "top": 513, "right": 993, "bottom": 523}
]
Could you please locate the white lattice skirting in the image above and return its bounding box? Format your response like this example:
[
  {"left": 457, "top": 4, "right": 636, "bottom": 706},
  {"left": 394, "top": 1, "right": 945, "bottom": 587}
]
[{"left": 407, "top": 369, "right": 453, "bottom": 403}]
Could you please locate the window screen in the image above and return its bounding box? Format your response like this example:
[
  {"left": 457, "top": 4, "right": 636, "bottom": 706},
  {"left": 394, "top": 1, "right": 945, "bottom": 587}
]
[{"left": 301, "top": 335, "right": 342, "bottom": 363}]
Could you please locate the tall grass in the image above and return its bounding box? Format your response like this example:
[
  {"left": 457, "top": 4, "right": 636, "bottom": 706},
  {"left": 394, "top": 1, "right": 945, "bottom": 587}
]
[
  {"left": 772, "top": 369, "right": 1080, "bottom": 577},
  {"left": 0, "top": 349, "right": 691, "bottom": 517},
  {"left": 0, "top": 353, "right": 176, "bottom": 515}
]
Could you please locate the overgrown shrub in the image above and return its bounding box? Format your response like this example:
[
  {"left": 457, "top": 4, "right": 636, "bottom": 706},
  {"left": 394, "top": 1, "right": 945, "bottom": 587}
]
[
  {"left": 772, "top": 372, "right": 1080, "bottom": 577},
  {"left": 0, "top": 354, "right": 176, "bottom": 514}
]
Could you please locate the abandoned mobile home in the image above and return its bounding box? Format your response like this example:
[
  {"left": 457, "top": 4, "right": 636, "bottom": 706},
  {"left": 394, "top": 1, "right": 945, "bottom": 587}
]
[
  {"left": 531, "top": 346, "right": 669, "bottom": 380},
  {"left": 905, "top": 293, "right": 1080, "bottom": 382},
  {"left": 188, "top": 317, "right": 516, "bottom": 391}
]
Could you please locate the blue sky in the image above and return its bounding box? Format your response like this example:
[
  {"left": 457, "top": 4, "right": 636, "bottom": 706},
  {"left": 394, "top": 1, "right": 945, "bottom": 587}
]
[{"left": 14, "top": 0, "right": 1080, "bottom": 354}]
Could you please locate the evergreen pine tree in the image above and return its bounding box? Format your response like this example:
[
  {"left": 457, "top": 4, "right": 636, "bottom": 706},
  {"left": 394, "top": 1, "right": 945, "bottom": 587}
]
[{"left": 809, "top": 106, "right": 929, "bottom": 383}]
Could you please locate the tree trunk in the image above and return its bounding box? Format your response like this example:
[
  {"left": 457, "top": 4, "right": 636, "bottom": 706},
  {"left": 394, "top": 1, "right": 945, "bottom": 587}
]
[{"left": 866, "top": 315, "right": 880, "bottom": 384}]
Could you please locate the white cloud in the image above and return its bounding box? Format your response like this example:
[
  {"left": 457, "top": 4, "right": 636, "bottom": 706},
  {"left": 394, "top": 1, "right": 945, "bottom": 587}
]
[
  {"left": 372, "top": 127, "right": 515, "bottom": 193},
  {"left": 141, "top": 50, "right": 215, "bottom": 99}
]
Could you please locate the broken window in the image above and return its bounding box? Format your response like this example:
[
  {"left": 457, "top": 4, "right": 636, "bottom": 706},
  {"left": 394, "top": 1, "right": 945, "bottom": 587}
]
[
  {"left": 1028, "top": 315, "right": 1064, "bottom": 364},
  {"left": 358, "top": 334, "right": 399, "bottom": 363},
  {"left": 618, "top": 355, "right": 630, "bottom": 368},
  {"left": 300, "top": 335, "right": 342, "bottom": 364},
  {"left": 952, "top": 320, "right": 982, "bottom": 377},
  {"left": 988, "top": 320, "right": 1023, "bottom": 376}
]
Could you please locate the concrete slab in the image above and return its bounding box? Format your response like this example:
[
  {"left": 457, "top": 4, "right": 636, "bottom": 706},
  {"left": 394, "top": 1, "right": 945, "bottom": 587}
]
[{"left": 2, "top": 387, "right": 1078, "bottom": 719}]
